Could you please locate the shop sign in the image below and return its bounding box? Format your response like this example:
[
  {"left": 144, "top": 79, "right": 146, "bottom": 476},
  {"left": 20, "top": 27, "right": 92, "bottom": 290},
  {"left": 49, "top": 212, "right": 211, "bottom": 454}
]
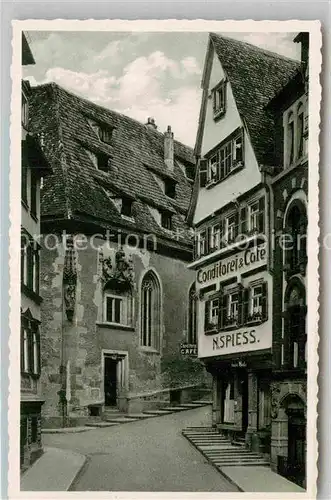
[
  {"left": 231, "top": 360, "right": 247, "bottom": 368},
  {"left": 198, "top": 322, "right": 271, "bottom": 358},
  {"left": 180, "top": 343, "right": 197, "bottom": 356},
  {"left": 197, "top": 244, "right": 267, "bottom": 287}
]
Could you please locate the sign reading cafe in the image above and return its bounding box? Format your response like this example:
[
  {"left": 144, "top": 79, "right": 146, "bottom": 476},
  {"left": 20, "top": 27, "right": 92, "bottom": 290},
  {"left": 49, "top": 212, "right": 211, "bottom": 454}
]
[{"left": 197, "top": 245, "right": 267, "bottom": 286}]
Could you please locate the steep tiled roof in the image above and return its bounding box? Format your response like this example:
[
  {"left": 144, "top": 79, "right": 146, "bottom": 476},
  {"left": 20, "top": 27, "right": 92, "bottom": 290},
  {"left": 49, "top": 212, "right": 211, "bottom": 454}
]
[
  {"left": 210, "top": 33, "right": 301, "bottom": 166},
  {"left": 29, "top": 83, "right": 195, "bottom": 246}
]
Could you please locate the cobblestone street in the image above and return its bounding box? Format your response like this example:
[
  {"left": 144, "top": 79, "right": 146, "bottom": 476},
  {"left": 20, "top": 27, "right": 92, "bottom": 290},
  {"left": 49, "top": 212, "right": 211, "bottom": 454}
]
[{"left": 43, "top": 406, "right": 238, "bottom": 492}]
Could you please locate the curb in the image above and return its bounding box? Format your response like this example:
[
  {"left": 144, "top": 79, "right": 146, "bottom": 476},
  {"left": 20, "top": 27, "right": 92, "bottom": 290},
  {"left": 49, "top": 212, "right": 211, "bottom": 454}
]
[{"left": 68, "top": 454, "right": 89, "bottom": 491}]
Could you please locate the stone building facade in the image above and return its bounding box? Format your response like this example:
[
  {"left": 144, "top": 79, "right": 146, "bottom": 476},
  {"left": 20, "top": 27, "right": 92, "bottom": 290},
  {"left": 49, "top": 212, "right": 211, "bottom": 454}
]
[
  {"left": 20, "top": 33, "right": 52, "bottom": 469},
  {"left": 29, "top": 83, "right": 210, "bottom": 427},
  {"left": 188, "top": 32, "right": 308, "bottom": 487},
  {"left": 267, "top": 33, "right": 309, "bottom": 488}
]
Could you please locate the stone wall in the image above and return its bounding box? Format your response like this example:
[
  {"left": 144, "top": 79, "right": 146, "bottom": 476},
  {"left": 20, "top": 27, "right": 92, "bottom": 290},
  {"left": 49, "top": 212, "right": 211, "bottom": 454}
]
[{"left": 40, "top": 234, "right": 211, "bottom": 425}]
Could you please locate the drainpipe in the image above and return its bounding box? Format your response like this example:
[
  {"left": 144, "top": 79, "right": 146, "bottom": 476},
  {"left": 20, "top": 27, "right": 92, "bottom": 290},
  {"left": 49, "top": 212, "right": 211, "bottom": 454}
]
[{"left": 261, "top": 169, "right": 274, "bottom": 272}]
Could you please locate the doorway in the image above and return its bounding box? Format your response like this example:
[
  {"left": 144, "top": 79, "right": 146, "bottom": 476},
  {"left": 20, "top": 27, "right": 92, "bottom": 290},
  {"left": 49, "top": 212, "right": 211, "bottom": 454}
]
[
  {"left": 287, "top": 410, "right": 306, "bottom": 487},
  {"left": 104, "top": 357, "right": 118, "bottom": 407}
]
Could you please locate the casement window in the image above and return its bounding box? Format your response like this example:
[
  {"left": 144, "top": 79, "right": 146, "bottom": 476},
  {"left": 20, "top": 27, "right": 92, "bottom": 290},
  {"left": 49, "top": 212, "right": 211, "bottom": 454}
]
[
  {"left": 103, "top": 283, "right": 133, "bottom": 326},
  {"left": 22, "top": 91, "right": 29, "bottom": 129},
  {"left": 206, "top": 129, "right": 244, "bottom": 185},
  {"left": 198, "top": 230, "right": 207, "bottom": 257},
  {"left": 121, "top": 197, "right": 133, "bottom": 218},
  {"left": 188, "top": 283, "right": 197, "bottom": 344},
  {"left": 212, "top": 80, "right": 226, "bottom": 119},
  {"left": 21, "top": 237, "right": 40, "bottom": 295},
  {"left": 140, "top": 271, "right": 161, "bottom": 350},
  {"left": 21, "top": 316, "right": 40, "bottom": 376},
  {"left": 161, "top": 212, "right": 172, "bottom": 230},
  {"left": 246, "top": 282, "right": 268, "bottom": 323},
  {"left": 199, "top": 158, "right": 208, "bottom": 188},
  {"left": 211, "top": 223, "right": 221, "bottom": 251},
  {"left": 284, "top": 99, "right": 307, "bottom": 168},
  {"left": 223, "top": 379, "right": 235, "bottom": 423},
  {"left": 248, "top": 197, "right": 265, "bottom": 234},
  {"left": 164, "top": 179, "right": 176, "bottom": 198},
  {"left": 105, "top": 294, "right": 123, "bottom": 324},
  {"left": 204, "top": 282, "right": 268, "bottom": 334},
  {"left": 225, "top": 212, "right": 239, "bottom": 244},
  {"left": 204, "top": 297, "right": 219, "bottom": 332}
]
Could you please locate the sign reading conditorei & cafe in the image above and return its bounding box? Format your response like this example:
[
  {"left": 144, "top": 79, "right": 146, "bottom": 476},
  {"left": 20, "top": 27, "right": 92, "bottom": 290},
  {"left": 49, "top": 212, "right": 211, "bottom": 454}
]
[{"left": 196, "top": 244, "right": 267, "bottom": 287}]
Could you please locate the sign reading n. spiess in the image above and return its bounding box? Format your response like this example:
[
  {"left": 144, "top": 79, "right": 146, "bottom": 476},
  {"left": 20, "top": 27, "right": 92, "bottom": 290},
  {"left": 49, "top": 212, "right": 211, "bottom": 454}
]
[{"left": 198, "top": 321, "right": 271, "bottom": 358}]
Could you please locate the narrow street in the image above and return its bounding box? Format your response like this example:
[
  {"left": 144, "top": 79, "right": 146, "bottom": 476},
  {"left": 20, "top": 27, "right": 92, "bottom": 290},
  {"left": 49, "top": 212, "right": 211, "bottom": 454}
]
[{"left": 43, "top": 406, "right": 238, "bottom": 492}]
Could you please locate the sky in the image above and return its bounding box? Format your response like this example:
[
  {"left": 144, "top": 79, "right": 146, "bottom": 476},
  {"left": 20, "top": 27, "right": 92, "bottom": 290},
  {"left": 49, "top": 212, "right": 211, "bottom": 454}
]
[{"left": 23, "top": 31, "right": 300, "bottom": 147}]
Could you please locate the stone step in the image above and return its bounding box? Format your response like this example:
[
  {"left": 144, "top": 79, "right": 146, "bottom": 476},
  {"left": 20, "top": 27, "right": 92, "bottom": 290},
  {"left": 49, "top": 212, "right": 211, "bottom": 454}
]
[
  {"left": 192, "top": 400, "right": 212, "bottom": 405},
  {"left": 143, "top": 410, "right": 172, "bottom": 416},
  {"left": 126, "top": 413, "right": 153, "bottom": 419},
  {"left": 183, "top": 427, "right": 217, "bottom": 433},
  {"left": 205, "top": 450, "right": 261, "bottom": 456},
  {"left": 86, "top": 422, "right": 119, "bottom": 428},
  {"left": 177, "top": 403, "right": 206, "bottom": 408},
  {"left": 105, "top": 417, "right": 139, "bottom": 423},
  {"left": 214, "top": 459, "right": 270, "bottom": 466},
  {"left": 162, "top": 406, "right": 187, "bottom": 412}
]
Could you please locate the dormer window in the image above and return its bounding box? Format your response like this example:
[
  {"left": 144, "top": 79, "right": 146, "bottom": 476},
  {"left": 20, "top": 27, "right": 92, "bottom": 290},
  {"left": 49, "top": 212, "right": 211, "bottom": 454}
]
[
  {"left": 164, "top": 179, "right": 176, "bottom": 198},
  {"left": 97, "top": 153, "right": 111, "bottom": 172},
  {"left": 161, "top": 212, "right": 172, "bottom": 230},
  {"left": 212, "top": 80, "right": 226, "bottom": 119},
  {"left": 121, "top": 198, "right": 133, "bottom": 218},
  {"left": 99, "top": 125, "right": 114, "bottom": 145}
]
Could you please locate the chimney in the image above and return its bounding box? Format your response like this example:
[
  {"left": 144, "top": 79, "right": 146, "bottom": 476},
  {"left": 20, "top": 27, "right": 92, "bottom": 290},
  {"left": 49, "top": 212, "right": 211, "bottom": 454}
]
[
  {"left": 145, "top": 117, "right": 157, "bottom": 129},
  {"left": 164, "top": 125, "right": 174, "bottom": 171},
  {"left": 294, "top": 32, "right": 309, "bottom": 65}
]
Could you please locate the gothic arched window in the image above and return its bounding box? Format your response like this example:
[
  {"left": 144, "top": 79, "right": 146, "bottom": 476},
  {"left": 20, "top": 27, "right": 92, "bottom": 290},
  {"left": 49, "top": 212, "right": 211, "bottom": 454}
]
[
  {"left": 188, "top": 283, "right": 197, "bottom": 344},
  {"left": 140, "top": 271, "right": 161, "bottom": 350},
  {"left": 284, "top": 201, "right": 307, "bottom": 277},
  {"left": 287, "top": 111, "right": 295, "bottom": 166},
  {"left": 297, "top": 102, "right": 304, "bottom": 159},
  {"left": 283, "top": 281, "right": 307, "bottom": 369}
]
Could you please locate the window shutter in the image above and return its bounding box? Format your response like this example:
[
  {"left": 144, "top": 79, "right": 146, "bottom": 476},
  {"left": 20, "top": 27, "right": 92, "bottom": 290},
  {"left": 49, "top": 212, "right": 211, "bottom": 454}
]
[
  {"left": 237, "top": 286, "right": 244, "bottom": 326},
  {"left": 243, "top": 288, "right": 250, "bottom": 324},
  {"left": 27, "top": 244, "right": 34, "bottom": 289},
  {"left": 219, "top": 218, "right": 224, "bottom": 249},
  {"left": 34, "top": 248, "right": 40, "bottom": 295},
  {"left": 204, "top": 300, "right": 210, "bottom": 331},
  {"left": 240, "top": 206, "right": 247, "bottom": 236},
  {"left": 28, "top": 327, "right": 34, "bottom": 374},
  {"left": 234, "top": 211, "right": 239, "bottom": 239},
  {"left": 206, "top": 226, "right": 212, "bottom": 254},
  {"left": 261, "top": 282, "right": 268, "bottom": 321},
  {"left": 221, "top": 293, "right": 229, "bottom": 329},
  {"left": 199, "top": 159, "right": 208, "bottom": 188},
  {"left": 20, "top": 325, "right": 24, "bottom": 373},
  {"left": 258, "top": 197, "right": 265, "bottom": 233}
]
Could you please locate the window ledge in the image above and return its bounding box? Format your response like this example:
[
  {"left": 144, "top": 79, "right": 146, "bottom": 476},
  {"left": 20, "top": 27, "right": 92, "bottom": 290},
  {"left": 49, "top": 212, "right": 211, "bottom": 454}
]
[
  {"left": 21, "top": 284, "right": 42, "bottom": 304},
  {"left": 96, "top": 322, "right": 135, "bottom": 332},
  {"left": 139, "top": 346, "right": 160, "bottom": 354},
  {"left": 213, "top": 109, "right": 226, "bottom": 121},
  {"left": 205, "top": 163, "right": 245, "bottom": 191}
]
